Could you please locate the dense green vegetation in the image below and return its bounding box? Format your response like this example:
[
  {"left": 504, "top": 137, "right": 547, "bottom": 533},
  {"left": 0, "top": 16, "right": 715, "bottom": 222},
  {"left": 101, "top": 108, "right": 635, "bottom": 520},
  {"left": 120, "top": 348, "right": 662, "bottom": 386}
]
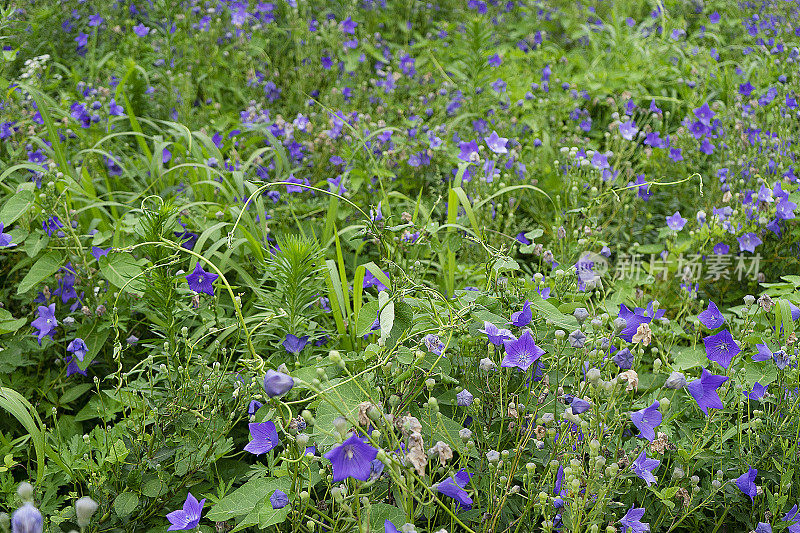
[{"left": 0, "top": 0, "right": 799, "bottom": 532}]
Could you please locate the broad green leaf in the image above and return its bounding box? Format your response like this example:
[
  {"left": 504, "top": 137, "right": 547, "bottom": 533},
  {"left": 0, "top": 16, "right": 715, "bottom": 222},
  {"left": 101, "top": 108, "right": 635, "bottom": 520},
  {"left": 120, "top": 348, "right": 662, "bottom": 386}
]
[
  {"left": 776, "top": 299, "right": 794, "bottom": 338},
  {"left": 370, "top": 504, "right": 407, "bottom": 532},
  {"left": 492, "top": 256, "right": 519, "bottom": 274},
  {"left": 413, "top": 404, "right": 467, "bottom": 455},
  {"left": 0, "top": 309, "right": 26, "bottom": 335},
  {"left": 313, "top": 377, "right": 378, "bottom": 447},
  {"left": 114, "top": 492, "right": 139, "bottom": 518},
  {"left": 23, "top": 234, "right": 48, "bottom": 258},
  {"left": 638, "top": 244, "right": 664, "bottom": 254},
  {"left": 742, "top": 360, "right": 777, "bottom": 387},
  {"left": 0, "top": 189, "right": 34, "bottom": 225},
  {"left": 672, "top": 346, "right": 707, "bottom": 370},
  {"left": 59, "top": 383, "right": 93, "bottom": 404},
  {"left": 257, "top": 499, "right": 290, "bottom": 529},
  {"left": 524, "top": 228, "right": 544, "bottom": 242},
  {"left": 75, "top": 393, "right": 124, "bottom": 422},
  {"left": 141, "top": 478, "right": 167, "bottom": 498},
  {"left": 207, "top": 477, "right": 290, "bottom": 522},
  {"left": 100, "top": 252, "right": 145, "bottom": 295},
  {"left": 780, "top": 275, "right": 800, "bottom": 288},
  {"left": 356, "top": 300, "right": 379, "bottom": 337},
  {"left": 659, "top": 487, "right": 680, "bottom": 499},
  {"left": 386, "top": 301, "right": 413, "bottom": 349},
  {"left": 721, "top": 420, "right": 758, "bottom": 444},
  {"left": 17, "top": 251, "right": 62, "bottom": 294},
  {"left": 529, "top": 293, "right": 578, "bottom": 329},
  {"left": 105, "top": 439, "right": 129, "bottom": 464}
]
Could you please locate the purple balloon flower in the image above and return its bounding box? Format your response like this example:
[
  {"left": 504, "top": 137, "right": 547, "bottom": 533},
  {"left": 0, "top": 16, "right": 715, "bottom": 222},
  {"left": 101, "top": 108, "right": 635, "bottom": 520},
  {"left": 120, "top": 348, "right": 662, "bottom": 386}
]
[
  {"left": 323, "top": 433, "right": 379, "bottom": 482},
  {"left": 774, "top": 350, "right": 789, "bottom": 370},
  {"left": 570, "top": 398, "right": 592, "bottom": 414},
  {"left": 244, "top": 421, "right": 280, "bottom": 455},
  {"left": 743, "top": 382, "right": 767, "bottom": 401},
  {"left": 133, "top": 23, "right": 150, "bottom": 37},
  {"left": 385, "top": 520, "right": 401, "bottom": 533},
  {"left": 12, "top": 503, "right": 43, "bottom": 533},
  {"left": 457, "top": 140, "right": 479, "bottom": 162},
  {"left": 340, "top": 16, "right": 357, "bottom": 34},
  {"left": 248, "top": 400, "right": 263, "bottom": 416},
  {"left": 713, "top": 242, "right": 729, "bottom": 255},
  {"left": 424, "top": 334, "right": 445, "bottom": 355},
  {"left": 43, "top": 215, "right": 64, "bottom": 236},
  {"left": 618, "top": 304, "right": 660, "bottom": 343},
  {"left": 736, "top": 467, "right": 758, "bottom": 502},
  {"left": 619, "top": 120, "right": 638, "bottom": 140},
  {"left": 282, "top": 334, "right": 309, "bottom": 355},
  {"left": 0, "top": 223, "right": 13, "bottom": 247},
  {"left": 269, "top": 489, "right": 289, "bottom": 510},
  {"left": 703, "top": 329, "right": 740, "bottom": 369},
  {"left": 31, "top": 304, "right": 58, "bottom": 345},
  {"left": 109, "top": 98, "right": 124, "bottom": 116},
  {"left": 698, "top": 301, "right": 724, "bottom": 330},
  {"left": 783, "top": 505, "right": 800, "bottom": 532},
  {"left": 509, "top": 300, "right": 532, "bottom": 327},
  {"left": 631, "top": 450, "right": 660, "bottom": 486},
  {"left": 65, "top": 355, "right": 88, "bottom": 377},
  {"left": 263, "top": 369, "right": 294, "bottom": 397},
  {"left": 666, "top": 211, "right": 687, "bottom": 231},
  {"left": 363, "top": 270, "right": 388, "bottom": 291},
  {"left": 694, "top": 102, "right": 715, "bottom": 126},
  {"left": 619, "top": 505, "right": 650, "bottom": 533},
  {"left": 687, "top": 367, "right": 728, "bottom": 416},
  {"left": 185, "top": 263, "right": 218, "bottom": 296},
  {"left": 67, "top": 338, "right": 88, "bottom": 362},
  {"left": 435, "top": 470, "right": 473, "bottom": 510},
  {"left": 484, "top": 131, "right": 508, "bottom": 154},
  {"left": 478, "top": 321, "right": 513, "bottom": 346},
  {"left": 501, "top": 330, "right": 545, "bottom": 372},
  {"left": 752, "top": 343, "right": 773, "bottom": 362},
  {"left": 166, "top": 492, "right": 205, "bottom": 531},
  {"left": 737, "top": 232, "right": 762, "bottom": 253},
  {"left": 91, "top": 246, "right": 111, "bottom": 261},
  {"left": 631, "top": 401, "right": 662, "bottom": 442},
  {"left": 613, "top": 348, "right": 633, "bottom": 369},
  {"left": 457, "top": 389, "right": 474, "bottom": 406}
]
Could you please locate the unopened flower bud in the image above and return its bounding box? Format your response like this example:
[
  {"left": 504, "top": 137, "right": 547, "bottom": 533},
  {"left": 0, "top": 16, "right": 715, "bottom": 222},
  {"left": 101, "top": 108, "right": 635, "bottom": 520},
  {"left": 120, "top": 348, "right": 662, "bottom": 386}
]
[
  {"left": 75, "top": 496, "right": 99, "bottom": 528},
  {"left": 296, "top": 433, "right": 310, "bottom": 447},
  {"left": 263, "top": 369, "right": 294, "bottom": 397},
  {"left": 479, "top": 358, "right": 497, "bottom": 372},
  {"left": 332, "top": 417, "right": 350, "bottom": 437},
  {"left": 17, "top": 483, "right": 34, "bottom": 503},
  {"left": 664, "top": 371, "right": 687, "bottom": 389}
]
